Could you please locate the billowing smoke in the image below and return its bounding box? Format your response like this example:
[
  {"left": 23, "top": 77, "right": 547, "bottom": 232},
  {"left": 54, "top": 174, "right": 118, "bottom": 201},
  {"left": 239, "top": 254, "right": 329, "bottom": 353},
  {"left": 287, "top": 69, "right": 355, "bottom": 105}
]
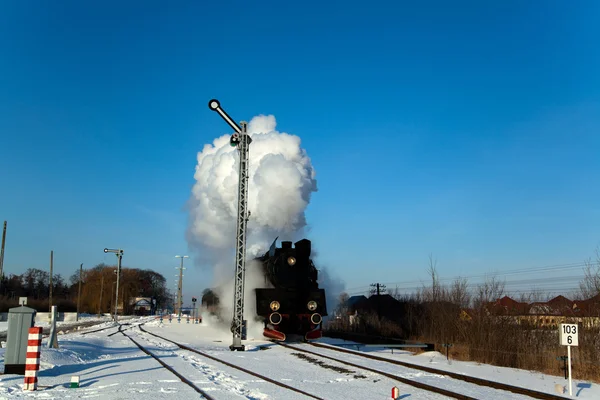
[
  {"left": 316, "top": 266, "right": 346, "bottom": 321},
  {"left": 186, "top": 114, "right": 318, "bottom": 338}
]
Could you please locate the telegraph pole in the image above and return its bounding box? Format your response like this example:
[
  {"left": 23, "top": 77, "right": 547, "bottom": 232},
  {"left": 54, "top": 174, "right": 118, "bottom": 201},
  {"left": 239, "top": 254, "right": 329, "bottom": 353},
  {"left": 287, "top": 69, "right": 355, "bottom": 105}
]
[
  {"left": 104, "top": 248, "right": 123, "bottom": 322},
  {"left": 370, "top": 283, "right": 386, "bottom": 296},
  {"left": 98, "top": 274, "right": 104, "bottom": 315},
  {"left": 175, "top": 255, "right": 188, "bottom": 319},
  {"left": 76, "top": 263, "right": 83, "bottom": 321},
  {"left": 49, "top": 250, "right": 53, "bottom": 311},
  {"left": 0, "top": 221, "right": 7, "bottom": 288},
  {"left": 370, "top": 283, "right": 386, "bottom": 319},
  {"left": 208, "top": 99, "right": 252, "bottom": 351}
]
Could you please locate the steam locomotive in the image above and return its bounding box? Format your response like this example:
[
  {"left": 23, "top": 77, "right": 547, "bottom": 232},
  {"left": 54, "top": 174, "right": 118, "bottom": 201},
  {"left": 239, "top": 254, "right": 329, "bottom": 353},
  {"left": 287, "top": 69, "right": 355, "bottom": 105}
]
[{"left": 201, "top": 238, "right": 327, "bottom": 341}]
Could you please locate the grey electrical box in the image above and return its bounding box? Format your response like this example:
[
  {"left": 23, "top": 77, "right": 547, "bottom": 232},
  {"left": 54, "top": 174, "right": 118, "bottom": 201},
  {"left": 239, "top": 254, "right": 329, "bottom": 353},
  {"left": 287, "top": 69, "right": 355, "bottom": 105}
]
[{"left": 4, "top": 305, "right": 36, "bottom": 375}]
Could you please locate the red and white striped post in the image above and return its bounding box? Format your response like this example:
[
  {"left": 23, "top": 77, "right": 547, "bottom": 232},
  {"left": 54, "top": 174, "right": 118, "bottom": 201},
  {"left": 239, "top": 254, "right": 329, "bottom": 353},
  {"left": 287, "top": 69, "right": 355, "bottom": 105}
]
[
  {"left": 391, "top": 386, "right": 400, "bottom": 399},
  {"left": 24, "top": 327, "right": 42, "bottom": 391}
]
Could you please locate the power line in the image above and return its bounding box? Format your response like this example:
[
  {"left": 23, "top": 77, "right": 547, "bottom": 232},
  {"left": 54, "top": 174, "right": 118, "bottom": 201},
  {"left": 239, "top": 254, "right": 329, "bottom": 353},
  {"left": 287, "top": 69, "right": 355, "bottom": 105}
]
[
  {"left": 369, "top": 283, "right": 386, "bottom": 319},
  {"left": 369, "top": 283, "right": 386, "bottom": 296},
  {"left": 346, "top": 274, "right": 592, "bottom": 296},
  {"left": 344, "top": 261, "right": 593, "bottom": 293}
]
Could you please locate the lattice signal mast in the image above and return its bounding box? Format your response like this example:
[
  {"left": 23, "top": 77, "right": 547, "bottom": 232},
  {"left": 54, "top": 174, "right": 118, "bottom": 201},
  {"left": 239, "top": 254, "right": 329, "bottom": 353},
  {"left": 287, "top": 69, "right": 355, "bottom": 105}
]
[{"left": 208, "top": 99, "right": 252, "bottom": 351}]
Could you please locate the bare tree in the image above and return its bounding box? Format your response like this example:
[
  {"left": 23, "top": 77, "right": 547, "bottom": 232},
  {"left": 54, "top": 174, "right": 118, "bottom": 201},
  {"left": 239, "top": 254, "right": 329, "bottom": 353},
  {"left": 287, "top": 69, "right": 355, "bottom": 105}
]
[
  {"left": 517, "top": 288, "right": 546, "bottom": 304},
  {"left": 579, "top": 248, "right": 600, "bottom": 299},
  {"left": 473, "top": 274, "right": 505, "bottom": 311},
  {"left": 422, "top": 253, "right": 444, "bottom": 303},
  {"left": 450, "top": 277, "right": 471, "bottom": 308}
]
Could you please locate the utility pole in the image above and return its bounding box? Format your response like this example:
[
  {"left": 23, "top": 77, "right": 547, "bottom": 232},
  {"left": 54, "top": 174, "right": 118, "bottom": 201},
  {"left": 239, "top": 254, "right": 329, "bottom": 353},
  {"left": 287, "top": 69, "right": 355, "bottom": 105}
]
[
  {"left": 122, "top": 285, "right": 126, "bottom": 315},
  {"left": 49, "top": 250, "right": 53, "bottom": 311},
  {"left": 0, "top": 221, "right": 7, "bottom": 289},
  {"left": 370, "top": 283, "right": 386, "bottom": 319},
  {"left": 175, "top": 255, "right": 188, "bottom": 319},
  {"left": 76, "top": 263, "right": 83, "bottom": 321},
  {"left": 103, "top": 248, "right": 123, "bottom": 322},
  {"left": 110, "top": 282, "right": 116, "bottom": 314},
  {"left": 208, "top": 99, "right": 252, "bottom": 351},
  {"left": 370, "top": 283, "right": 386, "bottom": 296},
  {"left": 98, "top": 274, "right": 104, "bottom": 315}
]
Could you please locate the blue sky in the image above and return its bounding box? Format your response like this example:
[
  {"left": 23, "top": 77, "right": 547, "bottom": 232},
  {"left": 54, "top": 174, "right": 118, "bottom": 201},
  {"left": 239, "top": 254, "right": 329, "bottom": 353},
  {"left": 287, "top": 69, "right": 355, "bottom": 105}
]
[{"left": 1, "top": 1, "right": 599, "bottom": 304}]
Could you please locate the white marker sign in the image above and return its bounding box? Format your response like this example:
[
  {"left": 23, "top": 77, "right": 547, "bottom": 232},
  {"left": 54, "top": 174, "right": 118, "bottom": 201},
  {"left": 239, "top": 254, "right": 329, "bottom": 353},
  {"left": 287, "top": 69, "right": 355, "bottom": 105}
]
[
  {"left": 558, "top": 323, "right": 579, "bottom": 397},
  {"left": 559, "top": 323, "right": 579, "bottom": 347}
]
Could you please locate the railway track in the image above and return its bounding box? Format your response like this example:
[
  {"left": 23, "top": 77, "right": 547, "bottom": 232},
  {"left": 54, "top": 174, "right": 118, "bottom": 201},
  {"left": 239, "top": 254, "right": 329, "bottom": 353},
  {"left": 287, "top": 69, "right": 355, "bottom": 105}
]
[
  {"left": 0, "top": 318, "right": 118, "bottom": 341},
  {"left": 93, "top": 321, "right": 569, "bottom": 399},
  {"left": 136, "top": 323, "right": 526, "bottom": 399},
  {"left": 117, "top": 324, "right": 217, "bottom": 399},
  {"left": 280, "top": 342, "right": 497, "bottom": 400},
  {"left": 134, "top": 324, "right": 325, "bottom": 400},
  {"left": 293, "top": 342, "right": 568, "bottom": 400},
  {"left": 80, "top": 322, "right": 127, "bottom": 336}
]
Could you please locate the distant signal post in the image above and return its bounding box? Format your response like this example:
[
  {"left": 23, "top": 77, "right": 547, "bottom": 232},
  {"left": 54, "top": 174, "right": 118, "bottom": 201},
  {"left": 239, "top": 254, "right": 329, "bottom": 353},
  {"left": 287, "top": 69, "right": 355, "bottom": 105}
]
[
  {"left": 175, "top": 255, "right": 188, "bottom": 320},
  {"left": 208, "top": 98, "right": 252, "bottom": 351},
  {"left": 559, "top": 323, "right": 578, "bottom": 397},
  {"left": 104, "top": 248, "right": 124, "bottom": 322}
]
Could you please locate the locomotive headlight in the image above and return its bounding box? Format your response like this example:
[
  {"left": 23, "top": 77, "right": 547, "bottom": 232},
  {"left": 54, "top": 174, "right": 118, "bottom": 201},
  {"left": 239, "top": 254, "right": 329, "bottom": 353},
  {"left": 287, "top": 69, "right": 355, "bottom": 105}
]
[
  {"left": 270, "top": 301, "right": 280, "bottom": 311},
  {"left": 307, "top": 301, "right": 317, "bottom": 311},
  {"left": 287, "top": 256, "right": 296, "bottom": 266}
]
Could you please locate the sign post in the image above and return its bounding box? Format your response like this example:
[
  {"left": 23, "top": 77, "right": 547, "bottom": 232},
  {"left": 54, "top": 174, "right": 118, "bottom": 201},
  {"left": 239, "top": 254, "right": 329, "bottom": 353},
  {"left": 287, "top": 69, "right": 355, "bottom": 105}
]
[
  {"left": 442, "top": 343, "right": 453, "bottom": 361},
  {"left": 558, "top": 323, "right": 579, "bottom": 397},
  {"left": 192, "top": 297, "right": 197, "bottom": 323}
]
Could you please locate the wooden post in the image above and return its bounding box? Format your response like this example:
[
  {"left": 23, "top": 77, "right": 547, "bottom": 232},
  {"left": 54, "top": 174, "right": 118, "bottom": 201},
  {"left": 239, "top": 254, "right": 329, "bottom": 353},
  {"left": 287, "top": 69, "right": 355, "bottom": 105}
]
[
  {"left": 0, "top": 221, "right": 6, "bottom": 289},
  {"left": 76, "top": 264, "right": 83, "bottom": 321},
  {"left": 49, "top": 251, "right": 53, "bottom": 312},
  {"left": 98, "top": 274, "right": 104, "bottom": 315}
]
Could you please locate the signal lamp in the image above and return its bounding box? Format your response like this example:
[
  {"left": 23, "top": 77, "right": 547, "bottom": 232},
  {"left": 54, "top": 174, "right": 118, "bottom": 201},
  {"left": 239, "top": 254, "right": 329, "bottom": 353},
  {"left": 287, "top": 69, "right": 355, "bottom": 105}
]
[
  {"left": 270, "top": 301, "right": 280, "bottom": 311},
  {"left": 230, "top": 133, "right": 240, "bottom": 147},
  {"left": 307, "top": 301, "right": 317, "bottom": 311},
  {"left": 287, "top": 256, "right": 296, "bottom": 266}
]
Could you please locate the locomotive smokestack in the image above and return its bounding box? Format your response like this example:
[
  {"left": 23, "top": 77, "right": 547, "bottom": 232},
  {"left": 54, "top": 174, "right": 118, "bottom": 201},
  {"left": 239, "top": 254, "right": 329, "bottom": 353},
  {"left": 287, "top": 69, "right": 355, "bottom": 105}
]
[
  {"left": 281, "top": 241, "right": 292, "bottom": 250},
  {"left": 294, "top": 239, "right": 311, "bottom": 259}
]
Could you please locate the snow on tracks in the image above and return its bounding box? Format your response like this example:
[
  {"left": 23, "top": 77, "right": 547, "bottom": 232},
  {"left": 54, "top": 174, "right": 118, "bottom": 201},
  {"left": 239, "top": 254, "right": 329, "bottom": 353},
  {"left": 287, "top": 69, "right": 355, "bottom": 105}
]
[
  {"left": 140, "top": 323, "right": 452, "bottom": 400},
  {"left": 117, "top": 325, "right": 217, "bottom": 399},
  {"left": 288, "top": 342, "right": 569, "bottom": 400},
  {"left": 135, "top": 324, "right": 323, "bottom": 400}
]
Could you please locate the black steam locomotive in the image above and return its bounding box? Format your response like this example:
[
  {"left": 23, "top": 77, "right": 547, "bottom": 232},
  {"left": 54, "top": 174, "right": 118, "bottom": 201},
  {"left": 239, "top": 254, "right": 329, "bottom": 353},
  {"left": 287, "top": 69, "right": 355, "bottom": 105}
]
[
  {"left": 201, "top": 238, "right": 327, "bottom": 341},
  {"left": 256, "top": 238, "right": 327, "bottom": 341}
]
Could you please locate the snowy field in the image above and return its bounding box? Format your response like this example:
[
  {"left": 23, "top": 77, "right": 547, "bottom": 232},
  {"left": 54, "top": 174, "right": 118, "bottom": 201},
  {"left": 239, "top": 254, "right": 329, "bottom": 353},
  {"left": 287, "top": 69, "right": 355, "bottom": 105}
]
[{"left": 0, "top": 316, "right": 596, "bottom": 399}]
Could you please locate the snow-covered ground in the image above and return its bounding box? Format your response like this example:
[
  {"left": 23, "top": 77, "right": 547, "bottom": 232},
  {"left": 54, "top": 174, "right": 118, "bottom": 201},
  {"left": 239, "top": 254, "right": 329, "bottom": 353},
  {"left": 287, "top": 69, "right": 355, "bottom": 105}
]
[
  {"left": 0, "top": 314, "right": 116, "bottom": 336},
  {"left": 310, "top": 339, "right": 597, "bottom": 398},
  {"left": 0, "top": 316, "right": 596, "bottom": 399}
]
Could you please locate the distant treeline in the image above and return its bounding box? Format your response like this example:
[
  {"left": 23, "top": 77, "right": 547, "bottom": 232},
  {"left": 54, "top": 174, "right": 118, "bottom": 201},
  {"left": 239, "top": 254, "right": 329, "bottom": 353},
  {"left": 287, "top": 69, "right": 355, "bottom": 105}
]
[
  {"left": 0, "top": 263, "right": 172, "bottom": 313},
  {"left": 328, "top": 254, "right": 600, "bottom": 382}
]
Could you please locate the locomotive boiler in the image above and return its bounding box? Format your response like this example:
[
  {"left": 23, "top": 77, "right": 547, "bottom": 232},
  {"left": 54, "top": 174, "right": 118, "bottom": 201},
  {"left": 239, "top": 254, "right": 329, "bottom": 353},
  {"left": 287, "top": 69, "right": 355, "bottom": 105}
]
[{"left": 255, "top": 238, "right": 327, "bottom": 341}]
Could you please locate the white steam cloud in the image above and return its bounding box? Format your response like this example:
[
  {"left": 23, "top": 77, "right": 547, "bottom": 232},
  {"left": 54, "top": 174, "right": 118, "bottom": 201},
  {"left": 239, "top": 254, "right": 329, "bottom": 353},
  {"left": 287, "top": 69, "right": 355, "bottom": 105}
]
[
  {"left": 186, "top": 115, "right": 319, "bottom": 337},
  {"left": 187, "top": 114, "right": 317, "bottom": 264}
]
